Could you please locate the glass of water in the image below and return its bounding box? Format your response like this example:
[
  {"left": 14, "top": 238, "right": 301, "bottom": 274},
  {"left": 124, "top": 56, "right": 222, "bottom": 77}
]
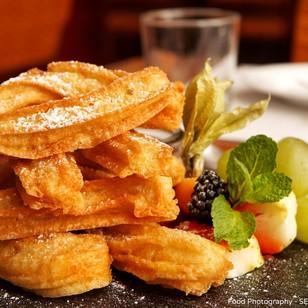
[{"left": 140, "top": 8, "right": 241, "bottom": 82}]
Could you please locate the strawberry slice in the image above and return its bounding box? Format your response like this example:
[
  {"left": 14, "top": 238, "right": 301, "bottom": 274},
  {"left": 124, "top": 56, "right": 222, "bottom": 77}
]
[{"left": 176, "top": 220, "right": 228, "bottom": 247}]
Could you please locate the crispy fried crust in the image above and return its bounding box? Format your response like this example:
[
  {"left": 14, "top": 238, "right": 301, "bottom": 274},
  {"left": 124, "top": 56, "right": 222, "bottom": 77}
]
[
  {"left": 0, "top": 64, "right": 118, "bottom": 115},
  {"left": 47, "top": 61, "right": 121, "bottom": 83},
  {"left": 3, "top": 68, "right": 105, "bottom": 98},
  {"left": 104, "top": 224, "right": 232, "bottom": 296},
  {"left": 0, "top": 62, "right": 184, "bottom": 131},
  {"left": 74, "top": 152, "right": 116, "bottom": 179},
  {"left": 79, "top": 165, "right": 116, "bottom": 180},
  {"left": 82, "top": 176, "right": 178, "bottom": 219},
  {"left": 0, "top": 60, "right": 214, "bottom": 299},
  {"left": 48, "top": 61, "right": 185, "bottom": 131},
  {"left": 0, "top": 155, "right": 15, "bottom": 189},
  {"left": 0, "top": 69, "right": 61, "bottom": 114},
  {"left": 81, "top": 130, "right": 185, "bottom": 185},
  {"left": 0, "top": 233, "right": 111, "bottom": 297},
  {"left": 0, "top": 67, "right": 170, "bottom": 159},
  {"left": 143, "top": 81, "right": 185, "bottom": 131},
  {"left": 0, "top": 84, "right": 59, "bottom": 115},
  {"left": 0, "top": 176, "right": 179, "bottom": 240},
  {"left": 13, "top": 154, "right": 84, "bottom": 214}
]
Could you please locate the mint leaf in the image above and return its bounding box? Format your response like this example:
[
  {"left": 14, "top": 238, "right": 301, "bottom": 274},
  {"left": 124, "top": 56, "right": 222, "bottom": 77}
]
[
  {"left": 211, "top": 195, "right": 255, "bottom": 250},
  {"left": 243, "top": 172, "right": 292, "bottom": 203},
  {"left": 227, "top": 157, "right": 253, "bottom": 203},
  {"left": 227, "top": 135, "right": 278, "bottom": 203}
]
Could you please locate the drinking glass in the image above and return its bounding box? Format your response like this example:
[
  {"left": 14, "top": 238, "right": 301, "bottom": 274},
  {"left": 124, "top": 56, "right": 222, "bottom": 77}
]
[{"left": 140, "top": 8, "right": 241, "bottom": 82}]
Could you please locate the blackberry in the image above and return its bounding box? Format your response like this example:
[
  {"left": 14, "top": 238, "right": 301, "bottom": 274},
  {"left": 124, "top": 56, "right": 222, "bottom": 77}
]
[{"left": 188, "top": 169, "right": 229, "bottom": 224}]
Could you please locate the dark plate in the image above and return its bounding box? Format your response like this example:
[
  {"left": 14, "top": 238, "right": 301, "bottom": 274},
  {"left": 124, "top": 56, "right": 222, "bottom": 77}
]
[{"left": 0, "top": 241, "right": 307, "bottom": 308}]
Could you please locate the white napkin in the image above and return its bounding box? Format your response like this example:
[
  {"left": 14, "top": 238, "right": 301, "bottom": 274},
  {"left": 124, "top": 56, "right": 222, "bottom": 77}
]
[
  {"left": 237, "top": 63, "right": 308, "bottom": 106},
  {"left": 224, "top": 63, "right": 308, "bottom": 142}
]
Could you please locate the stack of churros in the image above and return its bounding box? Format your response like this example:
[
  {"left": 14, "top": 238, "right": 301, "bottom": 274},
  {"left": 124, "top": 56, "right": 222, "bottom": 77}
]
[{"left": 0, "top": 62, "right": 232, "bottom": 297}]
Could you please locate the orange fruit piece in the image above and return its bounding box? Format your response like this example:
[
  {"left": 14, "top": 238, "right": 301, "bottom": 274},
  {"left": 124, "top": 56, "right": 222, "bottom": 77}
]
[{"left": 174, "top": 177, "right": 197, "bottom": 216}]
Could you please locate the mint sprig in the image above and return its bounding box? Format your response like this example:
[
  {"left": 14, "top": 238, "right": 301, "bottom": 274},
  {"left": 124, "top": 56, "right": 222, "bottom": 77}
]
[
  {"left": 243, "top": 171, "right": 292, "bottom": 203},
  {"left": 211, "top": 135, "right": 292, "bottom": 250},
  {"left": 227, "top": 135, "right": 292, "bottom": 205},
  {"left": 212, "top": 195, "right": 255, "bottom": 250}
]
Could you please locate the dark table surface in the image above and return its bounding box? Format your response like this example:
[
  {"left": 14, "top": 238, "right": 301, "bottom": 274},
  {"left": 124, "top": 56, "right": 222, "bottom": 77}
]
[{"left": 0, "top": 241, "right": 307, "bottom": 308}]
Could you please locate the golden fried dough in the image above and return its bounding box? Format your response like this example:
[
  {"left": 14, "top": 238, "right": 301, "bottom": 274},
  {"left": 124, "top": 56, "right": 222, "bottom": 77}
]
[
  {"left": 0, "top": 68, "right": 108, "bottom": 115},
  {"left": 0, "top": 233, "right": 111, "bottom": 297},
  {"left": 47, "top": 60, "right": 121, "bottom": 84},
  {"left": 143, "top": 81, "right": 185, "bottom": 131},
  {"left": 79, "top": 166, "right": 115, "bottom": 180},
  {"left": 104, "top": 224, "right": 232, "bottom": 296},
  {"left": 83, "top": 176, "right": 178, "bottom": 219},
  {"left": 0, "top": 176, "right": 179, "bottom": 240},
  {"left": 0, "top": 84, "right": 59, "bottom": 115},
  {"left": 74, "top": 152, "right": 116, "bottom": 179},
  {"left": 3, "top": 68, "right": 104, "bottom": 96},
  {"left": 0, "top": 155, "right": 15, "bottom": 189},
  {"left": 81, "top": 130, "right": 185, "bottom": 185},
  {"left": 1, "top": 62, "right": 184, "bottom": 131},
  {"left": 0, "top": 67, "right": 170, "bottom": 159},
  {"left": 13, "top": 154, "right": 84, "bottom": 214},
  {"left": 73, "top": 150, "right": 103, "bottom": 169},
  {"left": 0, "top": 69, "right": 61, "bottom": 114},
  {"left": 48, "top": 61, "right": 185, "bottom": 131},
  {"left": 0, "top": 63, "right": 120, "bottom": 115}
]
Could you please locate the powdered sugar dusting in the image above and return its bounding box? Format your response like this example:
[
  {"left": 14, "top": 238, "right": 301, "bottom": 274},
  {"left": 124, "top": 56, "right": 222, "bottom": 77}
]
[
  {"left": 0, "top": 85, "right": 165, "bottom": 134},
  {"left": 0, "top": 67, "right": 168, "bottom": 135},
  {"left": 11, "top": 103, "right": 101, "bottom": 132},
  {"left": 3, "top": 71, "right": 102, "bottom": 97}
]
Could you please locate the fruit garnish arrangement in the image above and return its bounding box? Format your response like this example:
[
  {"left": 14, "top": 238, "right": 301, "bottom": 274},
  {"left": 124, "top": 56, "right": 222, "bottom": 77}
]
[{"left": 0, "top": 60, "right": 305, "bottom": 298}]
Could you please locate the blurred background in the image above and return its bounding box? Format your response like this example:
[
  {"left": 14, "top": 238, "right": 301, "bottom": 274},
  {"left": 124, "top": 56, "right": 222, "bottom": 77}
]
[{"left": 0, "top": 0, "right": 307, "bottom": 82}]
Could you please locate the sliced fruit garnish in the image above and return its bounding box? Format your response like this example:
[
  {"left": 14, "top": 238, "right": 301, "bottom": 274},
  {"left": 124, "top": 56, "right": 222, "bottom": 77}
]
[
  {"left": 174, "top": 177, "right": 197, "bottom": 216},
  {"left": 176, "top": 220, "right": 214, "bottom": 240},
  {"left": 276, "top": 137, "right": 308, "bottom": 197},
  {"left": 176, "top": 221, "right": 263, "bottom": 278},
  {"left": 276, "top": 137, "right": 308, "bottom": 243},
  {"left": 176, "top": 220, "right": 227, "bottom": 247},
  {"left": 237, "top": 192, "right": 298, "bottom": 254},
  {"left": 227, "top": 235, "right": 264, "bottom": 278},
  {"left": 296, "top": 194, "right": 308, "bottom": 244}
]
